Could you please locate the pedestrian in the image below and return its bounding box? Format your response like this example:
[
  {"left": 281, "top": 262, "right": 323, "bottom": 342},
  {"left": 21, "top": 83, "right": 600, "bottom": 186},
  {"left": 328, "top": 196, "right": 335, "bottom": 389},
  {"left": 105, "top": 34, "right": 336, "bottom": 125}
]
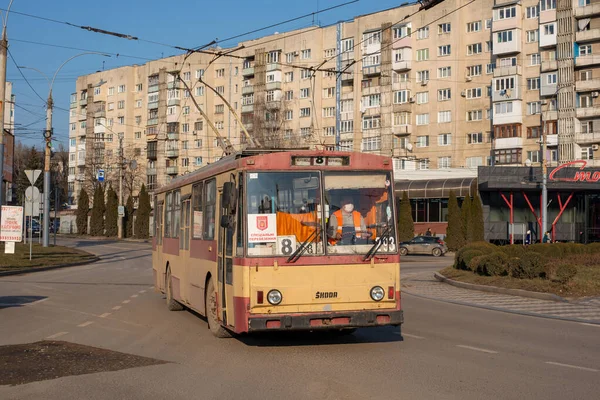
[
  {"left": 542, "top": 231, "right": 551, "bottom": 243},
  {"left": 525, "top": 229, "right": 531, "bottom": 245},
  {"left": 425, "top": 228, "right": 432, "bottom": 237}
]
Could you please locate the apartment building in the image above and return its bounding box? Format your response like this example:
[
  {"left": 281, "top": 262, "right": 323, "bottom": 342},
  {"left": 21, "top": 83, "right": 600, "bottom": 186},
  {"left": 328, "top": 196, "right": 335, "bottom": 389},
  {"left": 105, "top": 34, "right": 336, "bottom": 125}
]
[{"left": 67, "top": 0, "right": 600, "bottom": 206}]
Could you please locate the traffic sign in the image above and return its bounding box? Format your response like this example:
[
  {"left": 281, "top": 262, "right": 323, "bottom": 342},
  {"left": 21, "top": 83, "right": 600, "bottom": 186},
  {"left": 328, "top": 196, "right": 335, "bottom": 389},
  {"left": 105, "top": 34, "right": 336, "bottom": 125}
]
[
  {"left": 97, "top": 169, "right": 105, "bottom": 182},
  {"left": 25, "top": 186, "right": 40, "bottom": 202},
  {"left": 25, "top": 170, "right": 42, "bottom": 186},
  {"left": 118, "top": 206, "right": 125, "bottom": 217}
]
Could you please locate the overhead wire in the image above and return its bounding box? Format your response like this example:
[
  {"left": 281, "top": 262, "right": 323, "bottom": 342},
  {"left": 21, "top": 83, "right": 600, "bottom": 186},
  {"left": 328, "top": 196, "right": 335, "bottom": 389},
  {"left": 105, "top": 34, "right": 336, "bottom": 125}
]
[{"left": 7, "top": 48, "right": 47, "bottom": 104}]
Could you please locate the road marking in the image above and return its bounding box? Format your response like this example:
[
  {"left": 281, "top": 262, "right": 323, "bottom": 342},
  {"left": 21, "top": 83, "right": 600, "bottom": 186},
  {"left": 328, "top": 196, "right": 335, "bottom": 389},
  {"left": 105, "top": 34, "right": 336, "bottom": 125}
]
[
  {"left": 99, "top": 313, "right": 111, "bottom": 318},
  {"left": 401, "top": 333, "right": 426, "bottom": 339},
  {"left": 139, "top": 290, "right": 146, "bottom": 294},
  {"left": 456, "top": 345, "right": 498, "bottom": 354},
  {"left": 122, "top": 300, "right": 130, "bottom": 304},
  {"left": 29, "top": 298, "right": 49, "bottom": 306},
  {"left": 112, "top": 306, "right": 122, "bottom": 310},
  {"left": 78, "top": 321, "right": 94, "bottom": 327},
  {"left": 545, "top": 362, "right": 598, "bottom": 372},
  {"left": 131, "top": 294, "right": 138, "bottom": 298},
  {"left": 580, "top": 323, "right": 600, "bottom": 328},
  {"left": 46, "top": 331, "right": 68, "bottom": 339}
]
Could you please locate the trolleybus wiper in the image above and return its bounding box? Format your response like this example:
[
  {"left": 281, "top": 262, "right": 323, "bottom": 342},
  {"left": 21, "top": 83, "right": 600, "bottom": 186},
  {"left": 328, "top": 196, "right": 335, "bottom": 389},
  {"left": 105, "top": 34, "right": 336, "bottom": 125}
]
[
  {"left": 287, "top": 222, "right": 320, "bottom": 263},
  {"left": 363, "top": 223, "right": 392, "bottom": 262}
]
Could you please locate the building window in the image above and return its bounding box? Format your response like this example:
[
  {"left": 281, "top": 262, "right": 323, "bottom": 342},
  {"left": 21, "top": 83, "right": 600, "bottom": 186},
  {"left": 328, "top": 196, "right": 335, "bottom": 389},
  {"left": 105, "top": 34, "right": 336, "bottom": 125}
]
[
  {"left": 362, "top": 115, "right": 381, "bottom": 130},
  {"left": 322, "top": 107, "right": 335, "bottom": 118},
  {"left": 285, "top": 90, "right": 293, "bottom": 101},
  {"left": 438, "top": 133, "right": 451, "bottom": 146},
  {"left": 416, "top": 136, "right": 429, "bottom": 147},
  {"left": 196, "top": 86, "right": 204, "bottom": 96},
  {"left": 466, "top": 88, "right": 482, "bottom": 99},
  {"left": 300, "top": 108, "right": 311, "bottom": 117},
  {"left": 494, "top": 76, "right": 515, "bottom": 90},
  {"left": 527, "top": 127, "right": 541, "bottom": 138},
  {"left": 527, "top": 151, "right": 540, "bottom": 163},
  {"left": 324, "top": 126, "right": 335, "bottom": 136},
  {"left": 284, "top": 72, "right": 294, "bottom": 82},
  {"left": 466, "top": 157, "right": 484, "bottom": 168},
  {"left": 494, "top": 6, "right": 516, "bottom": 20},
  {"left": 438, "top": 45, "right": 451, "bottom": 57},
  {"left": 393, "top": 25, "right": 412, "bottom": 39},
  {"left": 362, "top": 94, "right": 381, "bottom": 108},
  {"left": 580, "top": 94, "right": 593, "bottom": 108},
  {"left": 416, "top": 70, "right": 430, "bottom": 82},
  {"left": 494, "top": 124, "right": 521, "bottom": 138},
  {"left": 580, "top": 147, "right": 594, "bottom": 160},
  {"left": 526, "top": 5, "right": 539, "bottom": 18},
  {"left": 183, "top": 106, "right": 190, "bottom": 115},
  {"left": 182, "top": 71, "right": 191, "bottom": 81},
  {"left": 530, "top": 53, "right": 541, "bottom": 66},
  {"left": 580, "top": 45, "right": 593, "bottom": 56},
  {"left": 117, "top": 100, "right": 125, "bottom": 109},
  {"left": 300, "top": 88, "right": 310, "bottom": 98},
  {"left": 301, "top": 49, "right": 311, "bottom": 59},
  {"left": 527, "top": 102, "right": 542, "bottom": 115},
  {"left": 467, "top": 132, "right": 484, "bottom": 144},
  {"left": 393, "top": 112, "right": 410, "bottom": 126},
  {"left": 467, "top": 43, "right": 482, "bottom": 55},
  {"left": 361, "top": 137, "right": 381, "bottom": 151},
  {"left": 108, "top": 87, "right": 114, "bottom": 96},
  {"left": 466, "top": 110, "right": 483, "bottom": 121},
  {"left": 416, "top": 92, "right": 429, "bottom": 104},
  {"left": 527, "top": 30, "right": 539, "bottom": 43},
  {"left": 438, "top": 23, "right": 451, "bottom": 34},
  {"left": 438, "top": 89, "right": 451, "bottom": 101},
  {"left": 467, "top": 65, "right": 482, "bottom": 76},
  {"left": 485, "top": 19, "right": 492, "bottom": 29},
  {"left": 547, "top": 73, "right": 557, "bottom": 84},
  {"left": 438, "top": 66, "right": 451, "bottom": 78},
  {"left": 527, "top": 78, "right": 541, "bottom": 90},
  {"left": 416, "top": 114, "right": 429, "bottom": 125},
  {"left": 216, "top": 69, "right": 225, "bottom": 78},
  {"left": 540, "top": 0, "right": 556, "bottom": 11},
  {"left": 136, "top": 100, "right": 142, "bottom": 108},
  {"left": 419, "top": 160, "right": 430, "bottom": 170},
  {"left": 118, "top": 85, "right": 126, "bottom": 93},
  {"left": 494, "top": 101, "right": 514, "bottom": 114},
  {"left": 494, "top": 149, "right": 522, "bottom": 165},
  {"left": 438, "top": 157, "right": 452, "bottom": 169},
  {"left": 301, "top": 69, "right": 312, "bottom": 79},
  {"left": 323, "top": 87, "right": 335, "bottom": 98},
  {"left": 467, "top": 21, "right": 481, "bottom": 33},
  {"left": 543, "top": 24, "right": 555, "bottom": 35},
  {"left": 581, "top": 121, "right": 594, "bottom": 134},
  {"left": 285, "top": 110, "right": 293, "bottom": 120},
  {"left": 497, "top": 30, "right": 513, "bottom": 43},
  {"left": 394, "top": 90, "right": 410, "bottom": 104},
  {"left": 416, "top": 49, "right": 429, "bottom": 61},
  {"left": 266, "top": 90, "right": 276, "bottom": 102},
  {"left": 417, "top": 27, "right": 429, "bottom": 40},
  {"left": 438, "top": 110, "right": 451, "bottom": 123},
  {"left": 340, "top": 120, "right": 354, "bottom": 133}
]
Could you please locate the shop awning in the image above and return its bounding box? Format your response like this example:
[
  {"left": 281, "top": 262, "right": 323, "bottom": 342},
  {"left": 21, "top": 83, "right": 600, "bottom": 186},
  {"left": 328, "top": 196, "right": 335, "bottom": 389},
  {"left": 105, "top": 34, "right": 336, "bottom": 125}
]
[{"left": 395, "top": 178, "right": 476, "bottom": 199}]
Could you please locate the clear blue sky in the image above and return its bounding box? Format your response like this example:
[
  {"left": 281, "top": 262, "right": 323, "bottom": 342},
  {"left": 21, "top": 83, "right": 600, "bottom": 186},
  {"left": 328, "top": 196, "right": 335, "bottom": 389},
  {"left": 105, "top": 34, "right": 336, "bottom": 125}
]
[{"left": 2, "top": 0, "right": 406, "bottom": 149}]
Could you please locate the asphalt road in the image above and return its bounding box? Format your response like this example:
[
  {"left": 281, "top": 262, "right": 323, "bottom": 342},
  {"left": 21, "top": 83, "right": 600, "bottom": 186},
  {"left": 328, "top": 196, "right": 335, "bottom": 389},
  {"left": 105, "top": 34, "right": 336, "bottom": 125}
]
[{"left": 0, "top": 239, "right": 599, "bottom": 399}]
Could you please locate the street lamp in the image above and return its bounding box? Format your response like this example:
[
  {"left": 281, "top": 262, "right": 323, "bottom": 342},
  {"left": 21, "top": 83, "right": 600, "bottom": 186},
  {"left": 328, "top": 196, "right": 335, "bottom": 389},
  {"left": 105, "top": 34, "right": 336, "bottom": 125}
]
[
  {"left": 19, "top": 52, "right": 110, "bottom": 247},
  {"left": 0, "top": 0, "right": 15, "bottom": 232}
]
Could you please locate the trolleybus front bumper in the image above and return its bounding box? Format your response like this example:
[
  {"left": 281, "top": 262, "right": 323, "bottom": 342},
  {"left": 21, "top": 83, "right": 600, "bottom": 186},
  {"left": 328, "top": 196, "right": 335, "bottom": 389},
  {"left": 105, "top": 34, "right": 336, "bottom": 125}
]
[{"left": 247, "top": 309, "right": 403, "bottom": 332}]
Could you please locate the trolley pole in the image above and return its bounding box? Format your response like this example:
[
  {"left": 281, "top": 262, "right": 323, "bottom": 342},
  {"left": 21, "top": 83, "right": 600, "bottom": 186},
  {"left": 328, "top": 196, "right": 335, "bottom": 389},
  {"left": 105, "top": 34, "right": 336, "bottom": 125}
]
[{"left": 117, "top": 133, "right": 124, "bottom": 239}]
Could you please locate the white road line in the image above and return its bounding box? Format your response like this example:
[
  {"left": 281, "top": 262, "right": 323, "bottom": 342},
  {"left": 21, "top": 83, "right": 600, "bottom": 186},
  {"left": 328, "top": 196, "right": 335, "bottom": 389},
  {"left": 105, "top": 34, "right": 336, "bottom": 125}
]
[
  {"left": 99, "top": 313, "right": 111, "bottom": 318},
  {"left": 401, "top": 333, "right": 426, "bottom": 339},
  {"left": 580, "top": 323, "right": 600, "bottom": 328},
  {"left": 46, "top": 331, "right": 68, "bottom": 339},
  {"left": 78, "top": 321, "right": 94, "bottom": 328},
  {"left": 112, "top": 306, "right": 122, "bottom": 310},
  {"left": 28, "top": 298, "right": 49, "bottom": 306},
  {"left": 139, "top": 290, "right": 146, "bottom": 294},
  {"left": 456, "top": 345, "right": 498, "bottom": 354},
  {"left": 545, "top": 362, "right": 599, "bottom": 372},
  {"left": 131, "top": 294, "right": 138, "bottom": 298},
  {"left": 122, "top": 300, "right": 130, "bottom": 304}
]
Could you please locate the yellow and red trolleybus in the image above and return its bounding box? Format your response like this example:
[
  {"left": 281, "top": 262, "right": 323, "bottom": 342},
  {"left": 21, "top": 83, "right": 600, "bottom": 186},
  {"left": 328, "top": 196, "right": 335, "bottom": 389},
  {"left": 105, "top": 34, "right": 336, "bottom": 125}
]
[{"left": 152, "top": 150, "right": 403, "bottom": 337}]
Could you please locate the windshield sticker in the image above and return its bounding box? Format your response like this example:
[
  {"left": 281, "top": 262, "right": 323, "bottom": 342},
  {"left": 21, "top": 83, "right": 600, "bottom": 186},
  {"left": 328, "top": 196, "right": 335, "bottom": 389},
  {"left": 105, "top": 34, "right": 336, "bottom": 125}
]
[
  {"left": 249, "top": 173, "right": 258, "bottom": 179},
  {"left": 248, "top": 213, "right": 277, "bottom": 243}
]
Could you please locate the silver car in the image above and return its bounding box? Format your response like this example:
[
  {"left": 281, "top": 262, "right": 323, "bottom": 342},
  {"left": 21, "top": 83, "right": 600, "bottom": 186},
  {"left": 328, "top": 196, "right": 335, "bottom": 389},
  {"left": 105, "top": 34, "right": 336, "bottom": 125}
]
[{"left": 399, "top": 236, "right": 448, "bottom": 257}]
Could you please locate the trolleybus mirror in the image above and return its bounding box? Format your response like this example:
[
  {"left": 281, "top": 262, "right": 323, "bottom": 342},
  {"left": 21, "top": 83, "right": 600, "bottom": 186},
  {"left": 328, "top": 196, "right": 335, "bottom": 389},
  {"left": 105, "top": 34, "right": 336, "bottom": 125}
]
[{"left": 222, "top": 182, "right": 237, "bottom": 211}]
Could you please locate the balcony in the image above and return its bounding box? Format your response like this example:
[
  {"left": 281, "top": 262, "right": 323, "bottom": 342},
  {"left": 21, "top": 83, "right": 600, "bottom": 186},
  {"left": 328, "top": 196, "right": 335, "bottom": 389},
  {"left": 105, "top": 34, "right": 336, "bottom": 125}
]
[
  {"left": 393, "top": 103, "right": 412, "bottom": 113},
  {"left": 241, "top": 104, "right": 254, "bottom": 113},
  {"left": 166, "top": 166, "right": 179, "bottom": 175},
  {"left": 76, "top": 174, "right": 85, "bottom": 182},
  {"left": 68, "top": 174, "right": 75, "bottom": 183},
  {"left": 93, "top": 142, "right": 105, "bottom": 149},
  {"left": 147, "top": 151, "right": 157, "bottom": 160},
  {"left": 77, "top": 144, "right": 86, "bottom": 151},
  {"left": 392, "top": 125, "right": 412, "bottom": 136},
  {"left": 167, "top": 132, "right": 179, "bottom": 140},
  {"left": 94, "top": 124, "right": 105, "bottom": 134},
  {"left": 576, "top": 28, "right": 600, "bottom": 44},
  {"left": 166, "top": 112, "right": 179, "bottom": 123},
  {"left": 576, "top": 132, "right": 600, "bottom": 144},
  {"left": 78, "top": 112, "right": 87, "bottom": 121},
  {"left": 167, "top": 81, "right": 180, "bottom": 90},
  {"left": 546, "top": 134, "right": 558, "bottom": 146},
  {"left": 166, "top": 149, "right": 179, "bottom": 158},
  {"left": 94, "top": 109, "right": 105, "bottom": 118},
  {"left": 77, "top": 158, "right": 86, "bottom": 167},
  {"left": 576, "top": 78, "right": 600, "bottom": 92},
  {"left": 493, "top": 65, "right": 522, "bottom": 77},
  {"left": 575, "top": 55, "right": 600, "bottom": 67},
  {"left": 575, "top": 3, "right": 600, "bottom": 18},
  {"left": 362, "top": 86, "right": 381, "bottom": 96},
  {"left": 70, "top": 102, "right": 77, "bottom": 109},
  {"left": 495, "top": 137, "right": 523, "bottom": 150},
  {"left": 148, "top": 101, "right": 159, "bottom": 109},
  {"left": 362, "top": 65, "right": 381, "bottom": 76},
  {"left": 147, "top": 118, "right": 158, "bottom": 126},
  {"left": 148, "top": 84, "right": 159, "bottom": 93},
  {"left": 392, "top": 60, "right": 411, "bottom": 71},
  {"left": 541, "top": 60, "right": 557, "bottom": 72},
  {"left": 576, "top": 106, "right": 600, "bottom": 118},
  {"left": 493, "top": 38, "right": 522, "bottom": 55},
  {"left": 242, "top": 67, "right": 255, "bottom": 77},
  {"left": 242, "top": 121, "right": 253, "bottom": 131},
  {"left": 543, "top": 110, "right": 558, "bottom": 121},
  {"left": 167, "top": 98, "right": 180, "bottom": 106},
  {"left": 265, "top": 82, "right": 282, "bottom": 91},
  {"left": 266, "top": 63, "right": 281, "bottom": 72},
  {"left": 242, "top": 85, "right": 254, "bottom": 95},
  {"left": 79, "top": 99, "right": 88, "bottom": 106}
]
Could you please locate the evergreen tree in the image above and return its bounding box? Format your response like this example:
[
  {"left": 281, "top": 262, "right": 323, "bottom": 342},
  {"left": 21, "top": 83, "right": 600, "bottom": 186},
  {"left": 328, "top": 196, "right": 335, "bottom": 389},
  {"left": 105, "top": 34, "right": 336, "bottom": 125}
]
[
  {"left": 125, "top": 195, "right": 134, "bottom": 238},
  {"left": 445, "top": 190, "right": 464, "bottom": 251},
  {"left": 76, "top": 188, "right": 89, "bottom": 235},
  {"left": 104, "top": 186, "right": 118, "bottom": 237},
  {"left": 90, "top": 185, "right": 105, "bottom": 236},
  {"left": 397, "top": 191, "right": 414, "bottom": 242},
  {"left": 461, "top": 195, "right": 472, "bottom": 244},
  {"left": 135, "top": 184, "right": 151, "bottom": 239},
  {"left": 470, "top": 189, "right": 485, "bottom": 242}
]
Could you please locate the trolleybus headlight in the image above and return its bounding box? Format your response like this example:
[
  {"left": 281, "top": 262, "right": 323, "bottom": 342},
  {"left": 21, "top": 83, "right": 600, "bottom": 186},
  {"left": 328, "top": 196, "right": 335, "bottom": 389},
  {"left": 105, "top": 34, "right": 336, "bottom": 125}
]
[
  {"left": 267, "top": 289, "right": 282, "bottom": 305},
  {"left": 370, "top": 286, "right": 385, "bottom": 302}
]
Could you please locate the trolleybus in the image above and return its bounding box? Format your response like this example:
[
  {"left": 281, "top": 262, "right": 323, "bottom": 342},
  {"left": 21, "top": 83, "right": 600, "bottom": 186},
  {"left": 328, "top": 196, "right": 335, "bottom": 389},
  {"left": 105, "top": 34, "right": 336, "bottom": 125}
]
[{"left": 152, "top": 150, "right": 403, "bottom": 337}]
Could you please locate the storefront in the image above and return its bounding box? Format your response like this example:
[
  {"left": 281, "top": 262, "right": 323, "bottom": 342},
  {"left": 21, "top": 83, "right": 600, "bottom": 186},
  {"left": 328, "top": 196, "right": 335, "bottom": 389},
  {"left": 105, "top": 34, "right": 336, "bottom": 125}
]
[{"left": 478, "top": 161, "right": 600, "bottom": 243}]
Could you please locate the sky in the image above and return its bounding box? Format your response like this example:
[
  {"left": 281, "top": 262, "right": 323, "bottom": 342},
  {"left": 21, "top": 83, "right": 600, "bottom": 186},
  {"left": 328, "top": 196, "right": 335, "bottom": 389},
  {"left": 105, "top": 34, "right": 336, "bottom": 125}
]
[{"left": 2, "top": 0, "right": 409, "bottom": 149}]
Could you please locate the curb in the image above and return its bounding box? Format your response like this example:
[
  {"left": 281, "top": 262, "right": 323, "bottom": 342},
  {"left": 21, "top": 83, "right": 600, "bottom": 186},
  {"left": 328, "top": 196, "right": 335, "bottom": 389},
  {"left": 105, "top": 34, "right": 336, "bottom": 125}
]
[
  {"left": 434, "top": 272, "right": 567, "bottom": 303},
  {"left": 0, "top": 257, "right": 100, "bottom": 277},
  {"left": 57, "top": 235, "right": 150, "bottom": 244}
]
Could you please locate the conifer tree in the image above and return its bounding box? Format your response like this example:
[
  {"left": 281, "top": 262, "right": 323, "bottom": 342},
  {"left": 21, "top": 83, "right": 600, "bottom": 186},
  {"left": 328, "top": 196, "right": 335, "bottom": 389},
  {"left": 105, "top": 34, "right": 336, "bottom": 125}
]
[
  {"left": 125, "top": 195, "right": 134, "bottom": 238},
  {"left": 445, "top": 190, "right": 464, "bottom": 251},
  {"left": 470, "top": 189, "right": 485, "bottom": 242},
  {"left": 398, "top": 191, "right": 415, "bottom": 242},
  {"left": 90, "top": 185, "right": 105, "bottom": 236},
  {"left": 461, "top": 195, "right": 472, "bottom": 244},
  {"left": 104, "top": 186, "right": 118, "bottom": 237},
  {"left": 135, "top": 184, "right": 151, "bottom": 239},
  {"left": 76, "top": 188, "right": 89, "bottom": 235}
]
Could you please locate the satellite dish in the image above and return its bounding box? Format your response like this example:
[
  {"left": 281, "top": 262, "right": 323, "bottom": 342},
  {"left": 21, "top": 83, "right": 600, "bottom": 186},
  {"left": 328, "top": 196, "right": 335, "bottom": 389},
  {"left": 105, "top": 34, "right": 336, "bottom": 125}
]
[
  {"left": 406, "top": 143, "right": 413, "bottom": 152},
  {"left": 525, "top": 158, "right": 532, "bottom": 167}
]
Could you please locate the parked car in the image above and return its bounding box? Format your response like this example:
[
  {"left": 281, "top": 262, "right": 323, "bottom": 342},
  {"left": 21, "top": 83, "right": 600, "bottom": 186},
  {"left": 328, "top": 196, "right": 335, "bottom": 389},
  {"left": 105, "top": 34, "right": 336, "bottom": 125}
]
[
  {"left": 399, "top": 236, "right": 448, "bottom": 257},
  {"left": 26, "top": 219, "right": 41, "bottom": 235}
]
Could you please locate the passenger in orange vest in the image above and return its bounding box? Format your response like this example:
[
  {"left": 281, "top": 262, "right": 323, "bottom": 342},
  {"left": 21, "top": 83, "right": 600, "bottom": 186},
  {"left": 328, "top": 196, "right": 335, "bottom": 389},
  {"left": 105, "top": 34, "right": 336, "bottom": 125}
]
[{"left": 328, "top": 196, "right": 367, "bottom": 245}]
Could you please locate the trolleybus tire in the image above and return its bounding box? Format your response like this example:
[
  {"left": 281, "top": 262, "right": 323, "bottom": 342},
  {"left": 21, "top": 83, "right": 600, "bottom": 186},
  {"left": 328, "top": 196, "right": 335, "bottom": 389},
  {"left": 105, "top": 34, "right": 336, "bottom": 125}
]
[
  {"left": 432, "top": 248, "right": 442, "bottom": 257},
  {"left": 206, "top": 278, "right": 232, "bottom": 338},
  {"left": 166, "top": 268, "right": 184, "bottom": 311}
]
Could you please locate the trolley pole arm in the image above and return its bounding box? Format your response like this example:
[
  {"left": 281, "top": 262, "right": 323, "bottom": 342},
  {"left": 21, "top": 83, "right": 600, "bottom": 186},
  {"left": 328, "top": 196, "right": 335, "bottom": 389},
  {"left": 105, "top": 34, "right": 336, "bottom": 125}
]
[
  {"left": 173, "top": 73, "right": 236, "bottom": 156},
  {"left": 200, "top": 76, "right": 261, "bottom": 148}
]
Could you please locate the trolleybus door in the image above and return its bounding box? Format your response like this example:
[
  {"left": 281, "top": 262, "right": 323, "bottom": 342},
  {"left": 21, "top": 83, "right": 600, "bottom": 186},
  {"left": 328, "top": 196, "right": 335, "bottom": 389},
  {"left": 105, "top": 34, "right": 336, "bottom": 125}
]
[{"left": 218, "top": 184, "right": 236, "bottom": 327}]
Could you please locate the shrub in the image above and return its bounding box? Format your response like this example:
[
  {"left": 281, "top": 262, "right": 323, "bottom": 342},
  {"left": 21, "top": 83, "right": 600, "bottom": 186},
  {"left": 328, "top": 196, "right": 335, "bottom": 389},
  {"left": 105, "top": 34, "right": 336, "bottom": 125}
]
[
  {"left": 511, "top": 252, "right": 546, "bottom": 279},
  {"left": 500, "top": 245, "right": 527, "bottom": 258},
  {"left": 457, "top": 250, "right": 484, "bottom": 270},
  {"left": 479, "top": 252, "right": 509, "bottom": 276},
  {"left": 469, "top": 255, "right": 485, "bottom": 273},
  {"left": 506, "top": 257, "right": 522, "bottom": 277},
  {"left": 546, "top": 263, "right": 578, "bottom": 284}
]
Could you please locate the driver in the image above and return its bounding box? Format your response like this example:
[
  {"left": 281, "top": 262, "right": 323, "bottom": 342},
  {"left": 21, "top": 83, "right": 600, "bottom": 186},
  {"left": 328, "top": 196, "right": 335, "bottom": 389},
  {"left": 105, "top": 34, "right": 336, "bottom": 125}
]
[{"left": 328, "top": 195, "right": 366, "bottom": 245}]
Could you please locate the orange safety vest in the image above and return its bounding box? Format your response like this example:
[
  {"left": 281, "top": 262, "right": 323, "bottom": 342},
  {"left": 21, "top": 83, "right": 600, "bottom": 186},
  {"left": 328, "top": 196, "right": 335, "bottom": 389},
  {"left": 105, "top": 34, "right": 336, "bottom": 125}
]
[{"left": 330, "top": 210, "right": 363, "bottom": 244}]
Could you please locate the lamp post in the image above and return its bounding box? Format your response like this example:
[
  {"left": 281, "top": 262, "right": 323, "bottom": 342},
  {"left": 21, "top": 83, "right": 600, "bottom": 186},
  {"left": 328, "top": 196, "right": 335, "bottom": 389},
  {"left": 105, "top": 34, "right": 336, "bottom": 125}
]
[
  {"left": 19, "top": 52, "right": 110, "bottom": 246},
  {"left": 0, "top": 0, "right": 15, "bottom": 231}
]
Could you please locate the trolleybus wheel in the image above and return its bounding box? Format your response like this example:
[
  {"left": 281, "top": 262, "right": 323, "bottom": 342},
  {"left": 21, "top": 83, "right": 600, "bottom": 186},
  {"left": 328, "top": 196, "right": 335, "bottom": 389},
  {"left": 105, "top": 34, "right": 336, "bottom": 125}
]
[
  {"left": 206, "top": 278, "right": 231, "bottom": 338},
  {"left": 166, "top": 268, "right": 184, "bottom": 311}
]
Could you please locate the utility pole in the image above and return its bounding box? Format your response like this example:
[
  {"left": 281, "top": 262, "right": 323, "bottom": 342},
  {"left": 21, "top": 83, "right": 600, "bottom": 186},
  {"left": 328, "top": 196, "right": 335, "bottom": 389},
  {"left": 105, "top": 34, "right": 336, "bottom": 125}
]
[
  {"left": 43, "top": 94, "right": 53, "bottom": 247},
  {"left": 0, "top": 12, "right": 8, "bottom": 230},
  {"left": 540, "top": 103, "right": 548, "bottom": 240},
  {"left": 118, "top": 132, "right": 124, "bottom": 239}
]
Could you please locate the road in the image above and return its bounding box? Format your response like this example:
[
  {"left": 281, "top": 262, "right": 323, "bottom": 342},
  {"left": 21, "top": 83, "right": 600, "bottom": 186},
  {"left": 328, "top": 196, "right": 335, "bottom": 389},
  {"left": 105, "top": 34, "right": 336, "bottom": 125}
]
[{"left": 1, "top": 239, "right": 599, "bottom": 399}]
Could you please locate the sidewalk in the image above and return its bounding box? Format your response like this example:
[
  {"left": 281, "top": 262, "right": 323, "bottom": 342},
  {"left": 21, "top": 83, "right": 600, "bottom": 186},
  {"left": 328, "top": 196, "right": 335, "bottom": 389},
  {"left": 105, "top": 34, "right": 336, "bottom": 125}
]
[{"left": 402, "top": 271, "right": 600, "bottom": 324}]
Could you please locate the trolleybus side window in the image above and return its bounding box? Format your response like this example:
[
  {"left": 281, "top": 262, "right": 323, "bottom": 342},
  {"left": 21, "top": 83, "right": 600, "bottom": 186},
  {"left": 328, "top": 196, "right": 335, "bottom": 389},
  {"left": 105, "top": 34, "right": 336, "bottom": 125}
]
[
  {"left": 165, "top": 192, "right": 173, "bottom": 238},
  {"left": 173, "top": 190, "right": 181, "bottom": 239},
  {"left": 236, "top": 174, "right": 244, "bottom": 255},
  {"left": 180, "top": 196, "right": 191, "bottom": 250},
  {"left": 204, "top": 179, "right": 216, "bottom": 240},
  {"left": 192, "top": 183, "right": 203, "bottom": 239}
]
